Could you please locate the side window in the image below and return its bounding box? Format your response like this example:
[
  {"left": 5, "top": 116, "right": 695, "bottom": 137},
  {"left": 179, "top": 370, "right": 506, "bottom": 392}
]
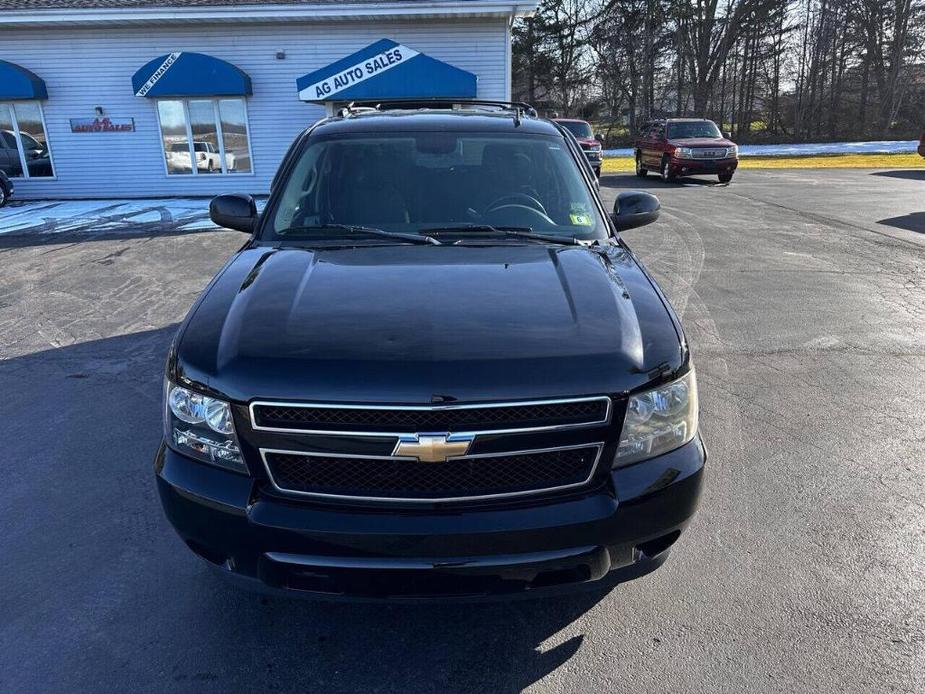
[
  {"left": 156, "top": 98, "right": 253, "bottom": 176},
  {"left": 272, "top": 141, "right": 326, "bottom": 231}
]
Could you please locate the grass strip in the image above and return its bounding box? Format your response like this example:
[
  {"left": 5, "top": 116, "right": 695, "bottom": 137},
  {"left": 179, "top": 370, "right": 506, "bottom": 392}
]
[{"left": 601, "top": 152, "right": 924, "bottom": 174}]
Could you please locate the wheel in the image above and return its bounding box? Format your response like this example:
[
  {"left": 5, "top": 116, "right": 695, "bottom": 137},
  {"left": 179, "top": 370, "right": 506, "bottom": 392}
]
[
  {"left": 0, "top": 184, "right": 7, "bottom": 208},
  {"left": 718, "top": 173, "right": 733, "bottom": 183},
  {"left": 635, "top": 153, "right": 647, "bottom": 177},
  {"left": 207, "top": 161, "right": 214, "bottom": 172},
  {"left": 660, "top": 157, "right": 676, "bottom": 182},
  {"left": 593, "top": 166, "right": 601, "bottom": 179}
]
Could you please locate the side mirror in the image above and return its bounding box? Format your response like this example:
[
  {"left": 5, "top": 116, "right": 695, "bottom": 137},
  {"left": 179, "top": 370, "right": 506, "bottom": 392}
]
[
  {"left": 611, "top": 191, "right": 660, "bottom": 232},
  {"left": 210, "top": 193, "right": 257, "bottom": 233},
  {"left": 723, "top": 131, "right": 732, "bottom": 139}
]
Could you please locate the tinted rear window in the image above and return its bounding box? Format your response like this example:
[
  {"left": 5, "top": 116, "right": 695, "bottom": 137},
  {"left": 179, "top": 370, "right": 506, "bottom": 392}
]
[{"left": 559, "top": 121, "right": 594, "bottom": 139}]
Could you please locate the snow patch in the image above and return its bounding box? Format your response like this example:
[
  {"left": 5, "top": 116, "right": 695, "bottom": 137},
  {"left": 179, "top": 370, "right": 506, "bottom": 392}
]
[{"left": 604, "top": 140, "right": 918, "bottom": 158}]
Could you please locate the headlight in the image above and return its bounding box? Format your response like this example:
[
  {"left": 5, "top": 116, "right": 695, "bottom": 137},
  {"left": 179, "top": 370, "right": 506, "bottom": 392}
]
[
  {"left": 615, "top": 370, "right": 698, "bottom": 467},
  {"left": 165, "top": 381, "right": 246, "bottom": 473},
  {"left": 674, "top": 147, "right": 693, "bottom": 159},
  {"left": 727, "top": 145, "right": 738, "bottom": 158}
]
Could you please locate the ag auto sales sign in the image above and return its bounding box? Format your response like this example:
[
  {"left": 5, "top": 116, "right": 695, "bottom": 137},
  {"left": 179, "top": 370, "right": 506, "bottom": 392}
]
[
  {"left": 298, "top": 43, "right": 419, "bottom": 101},
  {"left": 70, "top": 117, "right": 135, "bottom": 133}
]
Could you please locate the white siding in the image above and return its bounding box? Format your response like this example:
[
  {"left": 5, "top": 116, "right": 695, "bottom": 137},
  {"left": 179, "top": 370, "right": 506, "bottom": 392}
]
[{"left": 0, "top": 18, "right": 509, "bottom": 199}]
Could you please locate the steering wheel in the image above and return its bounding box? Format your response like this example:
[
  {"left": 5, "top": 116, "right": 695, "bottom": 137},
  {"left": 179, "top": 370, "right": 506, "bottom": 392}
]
[
  {"left": 483, "top": 203, "right": 556, "bottom": 228},
  {"left": 484, "top": 192, "right": 548, "bottom": 218}
]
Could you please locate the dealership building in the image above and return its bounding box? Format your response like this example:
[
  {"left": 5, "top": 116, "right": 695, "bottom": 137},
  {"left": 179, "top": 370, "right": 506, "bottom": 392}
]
[{"left": 0, "top": 0, "right": 537, "bottom": 199}]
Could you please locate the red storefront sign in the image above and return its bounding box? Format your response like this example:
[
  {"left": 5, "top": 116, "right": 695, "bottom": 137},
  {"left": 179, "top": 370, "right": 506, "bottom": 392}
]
[{"left": 69, "top": 117, "right": 135, "bottom": 133}]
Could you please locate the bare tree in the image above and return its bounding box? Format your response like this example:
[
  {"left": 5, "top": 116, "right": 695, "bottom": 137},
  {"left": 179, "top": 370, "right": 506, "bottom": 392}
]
[
  {"left": 514, "top": 0, "right": 925, "bottom": 142},
  {"left": 593, "top": 0, "right": 673, "bottom": 129}
]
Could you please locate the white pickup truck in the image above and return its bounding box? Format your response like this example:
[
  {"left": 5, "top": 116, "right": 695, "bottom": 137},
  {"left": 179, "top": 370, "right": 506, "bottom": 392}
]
[{"left": 167, "top": 141, "right": 235, "bottom": 172}]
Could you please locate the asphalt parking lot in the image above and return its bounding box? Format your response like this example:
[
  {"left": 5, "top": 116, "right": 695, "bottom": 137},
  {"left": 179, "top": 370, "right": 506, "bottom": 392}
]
[{"left": 1, "top": 167, "right": 923, "bottom": 693}]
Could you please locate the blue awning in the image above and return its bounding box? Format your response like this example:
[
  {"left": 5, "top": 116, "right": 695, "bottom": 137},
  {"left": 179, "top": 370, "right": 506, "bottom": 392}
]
[
  {"left": 132, "top": 52, "right": 252, "bottom": 98},
  {"left": 297, "top": 39, "right": 477, "bottom": 102},
  {"left": 0, "top": 60, "right": 48, "bottom": 100}
]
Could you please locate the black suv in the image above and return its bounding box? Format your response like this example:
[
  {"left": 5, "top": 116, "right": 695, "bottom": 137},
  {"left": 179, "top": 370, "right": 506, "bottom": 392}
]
[
  {"left": 0, "top": 170, "right": 11, "bottom": 208},
  {"left": 156, "top": 101, "right": 705, "bottom": 599}
]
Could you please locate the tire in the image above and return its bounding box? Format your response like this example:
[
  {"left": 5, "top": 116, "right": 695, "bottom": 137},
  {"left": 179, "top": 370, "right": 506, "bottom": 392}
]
[
  {"left": 718, "top": 173, "right": 733, "bottom": 183},
  {"left": 207, "top": 161, "right": 214, "bottom": 172},
  {"left": 660, "top": 157, "right": 676, "bottom": 182},
  {"left": 0, "top": 184, "right": 7, "bottom": 208},
  {"left": 635, "top": 153, "right": 647, "bottom": 177}
]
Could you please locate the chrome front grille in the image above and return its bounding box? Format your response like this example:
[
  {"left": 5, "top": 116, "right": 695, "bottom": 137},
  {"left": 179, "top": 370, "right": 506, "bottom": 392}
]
[
  {"left": 250, "top": 397, "right": 611, "bottom": 435},
  {"left": 250, "top": 396, "right": 613, "bottom": 503},
  {"left": 261, "top": 444, "right": 604, "bottom": 503},
  {"left": 691, "top": 148, "right": 730, "bottom": 159}
]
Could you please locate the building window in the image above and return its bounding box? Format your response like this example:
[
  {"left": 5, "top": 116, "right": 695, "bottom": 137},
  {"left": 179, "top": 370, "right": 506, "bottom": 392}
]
[
  {"left": 0, "top": 101, "right": 54, "bottom": 178},
  {"left": 156, "top": 98, "right": 252, "bottom": 176}
]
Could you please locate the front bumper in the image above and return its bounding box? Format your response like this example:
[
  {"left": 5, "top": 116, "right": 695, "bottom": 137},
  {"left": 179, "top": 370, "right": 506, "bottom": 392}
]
[
  {"left": 155, "top": 437, "right": 705, "bottom": 599},
  {"left": 582, "top": 150, "right": 603, "bottom": 168},
  {"left": 669, "top": 157, "right": 738, "bottom": 176}
]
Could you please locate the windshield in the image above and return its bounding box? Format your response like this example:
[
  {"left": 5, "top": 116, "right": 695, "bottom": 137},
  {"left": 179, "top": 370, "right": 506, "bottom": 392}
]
[
  {"left": 267, "top": 132, "right": 608, "bottom": 242},
  {"left": 559, "top": 121, "right": 594, "bottom": 139},
  {"left": 20, "top": 132, "right": 42, "bottom": 151},
  {"left": 667, "top": 121, "right": 722, "bottom": 139}
]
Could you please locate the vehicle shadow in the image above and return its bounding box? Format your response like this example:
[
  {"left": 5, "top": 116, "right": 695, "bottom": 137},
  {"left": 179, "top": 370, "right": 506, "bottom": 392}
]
[
  {"left": 877, "top": 212, "right": 925, "bottom": 233},
  {"left": 0, "top": 226, "right": 235, "bottom": 249},
  {"left": 600, "top": 174, "right": 722, "bottom": 190},
  {"left": 0, "top": 197, "right": 264, "bottom": 247},
  {"left": 869, "top": 169, "right": 925, "bottom": 181},
  {"left": 190, "top": 575, "right": 616, "bottom": 693},
  {"left": 0, "top": 326, "right": 627, "bottom": 694}
]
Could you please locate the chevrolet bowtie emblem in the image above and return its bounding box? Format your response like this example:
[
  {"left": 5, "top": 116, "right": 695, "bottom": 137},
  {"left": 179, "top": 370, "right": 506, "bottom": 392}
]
[{"left": 393, "top": 434, "right": 474, "bottom": 463}]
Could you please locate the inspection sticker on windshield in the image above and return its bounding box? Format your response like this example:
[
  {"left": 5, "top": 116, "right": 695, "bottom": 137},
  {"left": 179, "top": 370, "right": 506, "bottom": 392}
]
[{"left": 570, "top": 212, "right": 593, "bottom": 226}]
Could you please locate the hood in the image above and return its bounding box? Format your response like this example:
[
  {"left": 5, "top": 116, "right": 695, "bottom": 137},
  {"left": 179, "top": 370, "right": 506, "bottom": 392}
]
[
  {"left": 669, "top": 137, "right": 735, "bottom": 148},
  {"left": 175, "top": 244, "right": 684, "bottom": 404},
  {"left": 575, "top": 137, "right": 599, "bottom": 147}
]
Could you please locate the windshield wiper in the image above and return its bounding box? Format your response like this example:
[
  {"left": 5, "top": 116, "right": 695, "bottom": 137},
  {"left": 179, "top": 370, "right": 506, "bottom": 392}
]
[
  {"left": 421, "top": 224, "right": 586, "bottom": 246},
  {"left": 277, "top": 224, "right": 441, "bottom": 245}
]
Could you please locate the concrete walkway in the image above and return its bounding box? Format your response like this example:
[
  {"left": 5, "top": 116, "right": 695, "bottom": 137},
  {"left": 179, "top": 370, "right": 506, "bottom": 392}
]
[{"left": 0, "top": 198, "right": 267, "bottom": 237}]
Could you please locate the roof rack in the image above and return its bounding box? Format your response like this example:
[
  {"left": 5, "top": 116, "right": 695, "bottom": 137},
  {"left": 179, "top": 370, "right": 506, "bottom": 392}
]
[{"left": 343, "top": 98, "right": 539, "bottom": 120}]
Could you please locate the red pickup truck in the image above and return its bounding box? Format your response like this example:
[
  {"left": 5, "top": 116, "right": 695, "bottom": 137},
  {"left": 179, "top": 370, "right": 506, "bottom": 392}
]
[{"left": 634, "top": 118, "right": 738, "bottom": 183}]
